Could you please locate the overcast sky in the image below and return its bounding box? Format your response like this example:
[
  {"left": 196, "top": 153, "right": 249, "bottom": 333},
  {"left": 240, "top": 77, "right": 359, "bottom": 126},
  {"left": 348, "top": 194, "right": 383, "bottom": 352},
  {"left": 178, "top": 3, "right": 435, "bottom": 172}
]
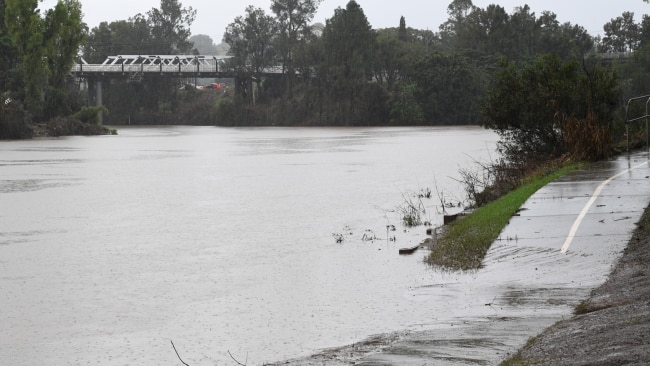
[{"left": 39, "top": 0, "right": 649, "bottom": 44}]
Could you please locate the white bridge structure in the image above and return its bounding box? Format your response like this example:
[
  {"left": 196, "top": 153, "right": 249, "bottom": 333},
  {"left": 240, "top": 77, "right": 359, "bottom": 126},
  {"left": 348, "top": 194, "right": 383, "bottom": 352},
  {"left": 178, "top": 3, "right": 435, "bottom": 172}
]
[
  {"left": 71, "top": 54, "right": 285, "bottom": 124},
  {"left": 71, "top": 54, "right": 283, "bottom": 80}
]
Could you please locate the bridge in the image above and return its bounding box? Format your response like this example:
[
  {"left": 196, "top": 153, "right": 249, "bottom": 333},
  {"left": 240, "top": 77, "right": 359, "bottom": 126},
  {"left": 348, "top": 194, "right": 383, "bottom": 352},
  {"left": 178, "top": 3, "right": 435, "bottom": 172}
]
[
  {"left": 71, "top": 54, "right": 284, "bottom": 80},
  {"left": 71, "top": 55, "right": 285, "bottom": 124}
]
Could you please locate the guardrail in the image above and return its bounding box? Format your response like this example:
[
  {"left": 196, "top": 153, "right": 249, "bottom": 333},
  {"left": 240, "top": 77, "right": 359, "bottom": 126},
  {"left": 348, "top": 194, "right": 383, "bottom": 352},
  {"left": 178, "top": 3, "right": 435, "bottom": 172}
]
[{"left": 625, "top": 95, "right": 650, "bottom": 152}]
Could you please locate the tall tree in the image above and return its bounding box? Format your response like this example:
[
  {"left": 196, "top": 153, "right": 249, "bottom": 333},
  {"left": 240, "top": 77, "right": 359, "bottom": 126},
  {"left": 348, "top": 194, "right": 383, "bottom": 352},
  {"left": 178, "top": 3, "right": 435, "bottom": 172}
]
[
  {"left": 271, "top": 0, "right": 321, "bottom": 89},
  {"left": 190, "top": 34, "right": 219, "bottom": 55},
  {"left": 439, "top": 0, "right": 474, "bottom": 48},
  {"left": 4, "top": 0, "right": 46, "bottom": 118},
  {"left": 224, "top": 6, "right": 276, "bottom": 103},
  {"left": 0, "top": 0, "right": 18, "bottom": 94},
  {"left": 398, "top": 16, "right": 407, "bottom": 41},
  {"left": 224, "top": 6, "right": 276, "bottom": 75},
  {"left": 147, "top": 0, "right": 196, "bottom": 54},
  {"left": 42, "top": 0, "right": 86, "bottom": 118},
  {"left": 321, "top": 0, "right": 374, "bottom": 123},
  {"left": 600, "top": 11, "right": 640, "bottom": 52}
]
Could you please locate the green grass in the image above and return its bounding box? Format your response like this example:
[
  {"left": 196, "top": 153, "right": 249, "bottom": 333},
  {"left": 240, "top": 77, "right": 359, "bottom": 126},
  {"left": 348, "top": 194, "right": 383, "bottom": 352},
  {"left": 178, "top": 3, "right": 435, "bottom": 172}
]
[
  {"left": 499, "top": 352, "right": 529, "bottom": 366},
  {"left": 427, "top": 164, "right": 577, "bottom": 271}
]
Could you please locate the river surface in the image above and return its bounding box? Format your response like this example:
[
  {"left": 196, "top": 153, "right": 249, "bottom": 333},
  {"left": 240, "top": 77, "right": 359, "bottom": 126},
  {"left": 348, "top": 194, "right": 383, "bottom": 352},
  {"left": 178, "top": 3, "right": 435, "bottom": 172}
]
[{"left": 1, "top": 126, "right": 501, "bottom": 365}]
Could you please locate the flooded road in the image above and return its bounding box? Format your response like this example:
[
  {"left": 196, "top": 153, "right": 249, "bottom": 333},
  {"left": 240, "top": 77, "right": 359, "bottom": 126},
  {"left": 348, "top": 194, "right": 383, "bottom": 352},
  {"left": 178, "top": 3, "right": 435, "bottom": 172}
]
[{"left": 325, "top": 151, "right": 650, "bottom": 365}]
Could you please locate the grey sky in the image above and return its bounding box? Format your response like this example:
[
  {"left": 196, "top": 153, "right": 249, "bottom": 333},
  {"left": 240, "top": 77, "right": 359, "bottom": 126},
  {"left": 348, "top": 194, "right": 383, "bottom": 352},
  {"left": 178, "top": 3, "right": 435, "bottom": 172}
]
[{"left": 39, "top": 0, "right": 648, "bottom": 43}]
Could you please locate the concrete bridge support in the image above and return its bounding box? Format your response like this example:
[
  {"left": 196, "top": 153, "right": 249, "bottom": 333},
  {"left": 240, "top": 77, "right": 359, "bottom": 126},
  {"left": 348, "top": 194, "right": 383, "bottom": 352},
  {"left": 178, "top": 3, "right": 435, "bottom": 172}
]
[{"left": 96, "top": 80, "right": 104, "bottom": 125}]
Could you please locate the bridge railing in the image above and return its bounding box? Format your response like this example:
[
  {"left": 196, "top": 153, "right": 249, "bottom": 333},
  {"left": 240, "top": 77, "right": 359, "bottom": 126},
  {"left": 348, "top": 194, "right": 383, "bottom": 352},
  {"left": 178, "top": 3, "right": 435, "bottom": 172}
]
[
  {"left": 71, "top": 62, "right": 286, "bottom": 76},
  {"left": 71, "top": 63, "right": 228, "bottom": 75}
]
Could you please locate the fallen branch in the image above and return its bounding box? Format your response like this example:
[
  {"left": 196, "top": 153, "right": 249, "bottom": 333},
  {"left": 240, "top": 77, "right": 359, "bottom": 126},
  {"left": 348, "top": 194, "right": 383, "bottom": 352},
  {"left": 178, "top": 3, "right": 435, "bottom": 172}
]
[
  {"left": 228, "top": 350, "right": 248, "bottom": 366},
  {"left": 171, "top": 340, "right": 190, "bottom": 366}
]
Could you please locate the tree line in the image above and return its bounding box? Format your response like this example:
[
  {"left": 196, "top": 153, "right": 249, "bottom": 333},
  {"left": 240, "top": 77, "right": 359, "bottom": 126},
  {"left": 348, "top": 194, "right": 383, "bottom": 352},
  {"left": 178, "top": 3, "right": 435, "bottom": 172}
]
[{"left": 1, "top": 0, "right": 650, "bottom": 145}]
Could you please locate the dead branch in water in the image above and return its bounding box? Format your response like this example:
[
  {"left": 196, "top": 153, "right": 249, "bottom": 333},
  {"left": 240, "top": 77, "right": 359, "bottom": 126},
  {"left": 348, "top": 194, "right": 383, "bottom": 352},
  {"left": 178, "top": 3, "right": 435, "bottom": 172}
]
[
  {"left": 228, "top": 350, "right": 248, "bottom": 365},
  {"left": 171, "top": 340, "right": 190, "bottom": 366}
]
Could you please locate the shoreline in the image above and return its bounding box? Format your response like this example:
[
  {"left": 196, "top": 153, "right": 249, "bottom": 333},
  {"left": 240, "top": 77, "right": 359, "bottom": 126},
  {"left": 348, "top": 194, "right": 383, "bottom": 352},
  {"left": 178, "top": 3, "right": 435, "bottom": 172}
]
[
  {"left": 270, "top": 159, "right": 650, "bottom": 365},
  {"left": 271, "top": 203, "right": 650, "bottom": 365}
]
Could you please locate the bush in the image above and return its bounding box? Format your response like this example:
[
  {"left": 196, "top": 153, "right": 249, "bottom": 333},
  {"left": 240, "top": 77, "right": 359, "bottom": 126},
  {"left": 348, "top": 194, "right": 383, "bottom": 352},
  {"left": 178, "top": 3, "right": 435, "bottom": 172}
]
[
  {"left": 71, "top": 105, "right": 109, "bottom": 124},
  {"left": 483, "top": 54, "right": 620, "bottom": 164},
  {"left": 0, "top": 97, "right": 33, "bottom": 139},
  {"left": 214, "top": 97, "right": 237, "bottom": 126}
]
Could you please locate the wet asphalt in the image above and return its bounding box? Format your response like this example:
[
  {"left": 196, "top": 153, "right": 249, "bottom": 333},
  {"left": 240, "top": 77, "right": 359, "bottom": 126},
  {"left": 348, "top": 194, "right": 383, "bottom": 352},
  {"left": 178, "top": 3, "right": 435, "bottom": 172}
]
[{"left": 352, "top": 151, "right": 650, "bottom": 365}]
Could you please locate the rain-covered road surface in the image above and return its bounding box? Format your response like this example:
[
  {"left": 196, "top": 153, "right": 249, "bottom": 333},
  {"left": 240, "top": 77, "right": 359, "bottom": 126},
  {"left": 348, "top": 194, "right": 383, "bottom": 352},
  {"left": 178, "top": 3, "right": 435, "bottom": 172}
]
[{"left": 280, "top": 151, "right": 650, "bottom": 365}]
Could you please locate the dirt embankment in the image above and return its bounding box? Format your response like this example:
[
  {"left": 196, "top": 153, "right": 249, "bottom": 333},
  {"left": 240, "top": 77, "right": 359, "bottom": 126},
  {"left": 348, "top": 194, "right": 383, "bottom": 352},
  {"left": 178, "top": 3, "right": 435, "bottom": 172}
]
[{"left": 507, "top": 205, "right": 650, "bottom": 365}]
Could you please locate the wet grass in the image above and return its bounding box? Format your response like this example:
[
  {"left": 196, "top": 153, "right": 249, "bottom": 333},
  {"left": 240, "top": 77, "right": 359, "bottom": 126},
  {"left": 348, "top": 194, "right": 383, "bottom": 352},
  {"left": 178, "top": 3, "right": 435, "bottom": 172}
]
[
  {"left": 427, "top": 164, "right": 577, "bottom": 271},
  {"left": 499, "top": 352, "right": 529, "bottom": 366}
]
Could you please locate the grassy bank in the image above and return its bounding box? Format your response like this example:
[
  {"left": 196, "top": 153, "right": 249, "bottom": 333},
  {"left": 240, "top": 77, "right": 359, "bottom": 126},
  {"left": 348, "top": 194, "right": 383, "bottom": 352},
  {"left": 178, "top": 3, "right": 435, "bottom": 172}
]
[{"left": 427, "top": 164, "right": 577, "bottom": 271}]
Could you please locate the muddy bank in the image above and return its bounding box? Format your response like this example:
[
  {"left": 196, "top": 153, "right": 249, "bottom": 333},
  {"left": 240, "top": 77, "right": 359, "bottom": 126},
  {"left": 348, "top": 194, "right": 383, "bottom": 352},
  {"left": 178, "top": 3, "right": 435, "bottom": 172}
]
[{"left": 508, "top": 204, "right": 650, "bottom": 365}]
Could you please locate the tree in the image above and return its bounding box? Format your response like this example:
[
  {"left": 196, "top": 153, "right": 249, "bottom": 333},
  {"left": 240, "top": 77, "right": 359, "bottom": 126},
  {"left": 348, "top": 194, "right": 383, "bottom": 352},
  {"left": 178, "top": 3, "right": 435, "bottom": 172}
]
[
  {"left": 147, "top": 0, "right": 196, "bottom": 54},
  {"left": 271, "top": 0, "right": 322, "bottom": 89},
  {"left": 4, "top": 0, "right": 47, "bottom": 118},
  {"left": 410, "top": 52, "right": 486, "bottom": 125},
  {"left": 224, "top": 6, "right": 276, "bottom": 75},
  {"left": 640, "top": 14, "right": 650, "bottom": 48},
  {"left": 398, "top": 16, "right": 407, "bottom": 41},
  {"left": 0, "top": 0, "right": 18, "bottom": 93},
  {"left": 190, "top": 34, "right": 218, "bottom": 55},
  {"left": 483, "top": 54, "right": 619, "bottom": 164},
  {"left": 223, "top": 6, "right": 277, "bottom": 103},
  {"left": 321, "top": 0, "right": 374, "bottom": 124},
  {"left": 439, "top": 0, "right": 474, "bottom": 49},
  {"left": 600, "top": 12, "right": 640, "bottom": 52},
  {"left": 42, "top": 0, "right": 86, "bottom": 119}
]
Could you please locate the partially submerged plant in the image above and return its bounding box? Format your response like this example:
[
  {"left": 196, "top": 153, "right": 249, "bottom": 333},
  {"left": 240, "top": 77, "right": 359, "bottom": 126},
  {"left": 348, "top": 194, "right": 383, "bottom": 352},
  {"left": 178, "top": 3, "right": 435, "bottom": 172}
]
[{"left": 398, "top": 194, "right": 426, "bottom": 227}]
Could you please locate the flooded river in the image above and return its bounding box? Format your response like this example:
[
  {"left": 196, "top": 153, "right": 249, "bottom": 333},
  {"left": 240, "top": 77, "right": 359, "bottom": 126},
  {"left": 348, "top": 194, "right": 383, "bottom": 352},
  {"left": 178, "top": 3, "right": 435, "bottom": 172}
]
[
  {"left": 6, "top": 126, "right": 639, "bottom": 365},
  {"left": 1, "top": 126, "right": 500, "bottom": 365}
]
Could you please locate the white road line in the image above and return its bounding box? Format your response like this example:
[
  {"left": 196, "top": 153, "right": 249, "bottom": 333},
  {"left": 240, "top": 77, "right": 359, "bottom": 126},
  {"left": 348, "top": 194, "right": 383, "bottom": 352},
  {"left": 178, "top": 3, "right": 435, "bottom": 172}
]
[{"left": 561, "top": 161, "right": 649, "bottom": 253}]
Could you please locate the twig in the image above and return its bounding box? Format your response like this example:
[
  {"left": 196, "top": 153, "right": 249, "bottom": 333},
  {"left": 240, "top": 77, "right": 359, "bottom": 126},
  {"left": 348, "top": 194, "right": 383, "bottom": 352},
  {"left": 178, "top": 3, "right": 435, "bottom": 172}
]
[
  {"left": 485, "top": 295, "right": 497, "bottom": 307},
  {"left": 228, "top": 350, "right": 248, "bottom": 366},
  {"left": 171, "top": 340, "right": 190, "bottom": 366}
]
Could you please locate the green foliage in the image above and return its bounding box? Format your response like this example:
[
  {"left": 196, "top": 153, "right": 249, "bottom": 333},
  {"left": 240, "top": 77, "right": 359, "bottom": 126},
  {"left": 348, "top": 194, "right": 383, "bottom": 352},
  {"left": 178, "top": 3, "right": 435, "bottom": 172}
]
[
  {"left": 71, "top": 106, "right": 109, "bottom": 124},
  {"left": 147, "top": 0, "right": 196, "bottom": 54},
  {"left": 5, "top": 0, "right": 46, "bottom": 119},
  {"left": 271, "top": 0, "right": 321, "bottom": 90},
  {"left": 223, "top": 6, "right": 277, "bottom": 77},
  {"left": 0, "top": 96, "right": 33, "bottom": 139},
  {"left": 410, "top": 52, "right": 487, "bottom": 124},
  {"left": 499, "top": 352, "right": 529, "bottom": 366},
  {"left": 398, "top": 195, "right": 425, "bottom": 227},
  {"left": 428, "top": 165, "right": 574, "bottom": 271},
  {"left": 390, "top": 83, "right": 424, "bottom": 125},
  {"left": 3, "top": 0, "right": 85, "bottom": 125},
  {"left": 214, "top": 97, "right": 237, "bottom": 125},
  {"left": 190, "top": 34, "right": 219, "bottom": 55},
  {"left": 321, "top": 1, "right": 375, "bottom": 124},
  {"left": 482, "top": 54, "right": 620, "bottom": 164},
  {"left": 600, "top": 11, "right": 640, "bottom": 52}
]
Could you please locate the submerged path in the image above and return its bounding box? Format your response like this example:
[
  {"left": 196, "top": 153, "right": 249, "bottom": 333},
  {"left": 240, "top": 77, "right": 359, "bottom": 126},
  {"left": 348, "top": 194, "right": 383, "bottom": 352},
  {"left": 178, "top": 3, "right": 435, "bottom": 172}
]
[{"left": 274, "top": 151, "right": 650, "bottom": 365}]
